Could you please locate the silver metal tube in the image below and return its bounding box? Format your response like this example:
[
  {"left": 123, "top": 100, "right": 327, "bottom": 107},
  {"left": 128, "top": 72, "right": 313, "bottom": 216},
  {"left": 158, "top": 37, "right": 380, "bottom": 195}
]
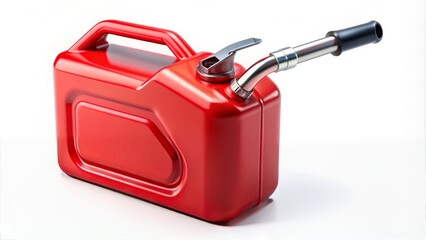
[
  {"left": 294, "top": 36, "right": 338, "bottom": 63},
  {"left": 229, "top": 21, "right": 383, "bottom": 99},
  {"left": 231, "top": 36, "right": 339, "bottom": 99},
  {"left": 231, "top": 56, "right": 278, "bottom": 97}
]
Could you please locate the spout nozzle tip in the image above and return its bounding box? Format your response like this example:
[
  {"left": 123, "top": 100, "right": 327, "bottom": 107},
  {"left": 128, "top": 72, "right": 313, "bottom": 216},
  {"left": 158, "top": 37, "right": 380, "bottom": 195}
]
[
  {"left": 327, "top": 20, "right": 383, "bottom": 56},
  {"left": 373, "top": 21, "right": 383, "bottom": 42}
]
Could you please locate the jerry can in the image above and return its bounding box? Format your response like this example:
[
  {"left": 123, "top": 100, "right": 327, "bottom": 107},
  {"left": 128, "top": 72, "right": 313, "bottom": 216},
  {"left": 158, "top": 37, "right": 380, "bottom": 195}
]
[{"left": 54, "top": 20, "right": 382, "bottom": 222}]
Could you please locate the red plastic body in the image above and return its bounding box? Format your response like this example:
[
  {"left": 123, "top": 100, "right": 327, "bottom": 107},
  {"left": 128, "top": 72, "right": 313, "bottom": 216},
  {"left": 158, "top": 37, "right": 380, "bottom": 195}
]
[{"left": 54, "top": 20, "right": 280, "bottom": 222}]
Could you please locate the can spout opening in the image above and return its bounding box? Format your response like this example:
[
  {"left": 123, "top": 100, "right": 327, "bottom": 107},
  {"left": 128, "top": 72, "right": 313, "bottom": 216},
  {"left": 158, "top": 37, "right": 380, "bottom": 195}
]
[{"left": 375, "top": 22, "right": 383, "bottom": 40}]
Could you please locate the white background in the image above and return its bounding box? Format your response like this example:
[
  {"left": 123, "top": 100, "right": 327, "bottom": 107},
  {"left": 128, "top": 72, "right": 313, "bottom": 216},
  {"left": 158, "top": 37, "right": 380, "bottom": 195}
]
[{"left": 0, "top": 0, "right": 425, "bottom": 239}]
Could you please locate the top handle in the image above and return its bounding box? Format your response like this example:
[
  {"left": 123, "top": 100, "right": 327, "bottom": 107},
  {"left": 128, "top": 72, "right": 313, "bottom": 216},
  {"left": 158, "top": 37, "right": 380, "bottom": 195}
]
[{"left": 68, "top": 20, "right": 196, "bottom": 61}]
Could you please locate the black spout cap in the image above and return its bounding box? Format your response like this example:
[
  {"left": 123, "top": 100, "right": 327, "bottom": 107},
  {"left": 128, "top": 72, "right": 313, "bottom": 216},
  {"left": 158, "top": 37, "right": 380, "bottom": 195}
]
[{"left": 326, "top": 20, "right": 383, "bottom": 56}]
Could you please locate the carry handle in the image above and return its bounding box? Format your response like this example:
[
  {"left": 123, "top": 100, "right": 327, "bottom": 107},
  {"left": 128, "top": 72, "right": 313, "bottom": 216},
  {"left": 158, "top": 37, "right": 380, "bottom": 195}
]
[{"left": 69, "top": 20, "right": 196, "bottom": 60}]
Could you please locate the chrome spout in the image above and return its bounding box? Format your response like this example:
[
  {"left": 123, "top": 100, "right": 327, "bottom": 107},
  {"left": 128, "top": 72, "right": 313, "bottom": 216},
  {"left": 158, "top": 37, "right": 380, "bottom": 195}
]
[{"left": 231, "top": 21, "right": 383, "bottom": 99}]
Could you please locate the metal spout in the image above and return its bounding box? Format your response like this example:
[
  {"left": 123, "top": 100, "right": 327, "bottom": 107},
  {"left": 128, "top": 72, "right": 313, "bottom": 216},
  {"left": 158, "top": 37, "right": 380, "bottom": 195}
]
[{"left": 231, "top": 21, "right": 383, "bottom": 99}]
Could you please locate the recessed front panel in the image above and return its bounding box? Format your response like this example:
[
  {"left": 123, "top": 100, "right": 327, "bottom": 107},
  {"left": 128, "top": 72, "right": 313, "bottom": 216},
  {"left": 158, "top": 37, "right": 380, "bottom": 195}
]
[{"left": 74, "top": 102, "right": 181, "bottom": 187}]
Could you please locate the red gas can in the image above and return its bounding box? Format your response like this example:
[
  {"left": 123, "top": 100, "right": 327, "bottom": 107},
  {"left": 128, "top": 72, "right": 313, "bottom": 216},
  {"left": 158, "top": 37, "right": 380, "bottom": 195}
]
[{"left": 54, "top": 20, "right": 382, "bottom": 222}]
